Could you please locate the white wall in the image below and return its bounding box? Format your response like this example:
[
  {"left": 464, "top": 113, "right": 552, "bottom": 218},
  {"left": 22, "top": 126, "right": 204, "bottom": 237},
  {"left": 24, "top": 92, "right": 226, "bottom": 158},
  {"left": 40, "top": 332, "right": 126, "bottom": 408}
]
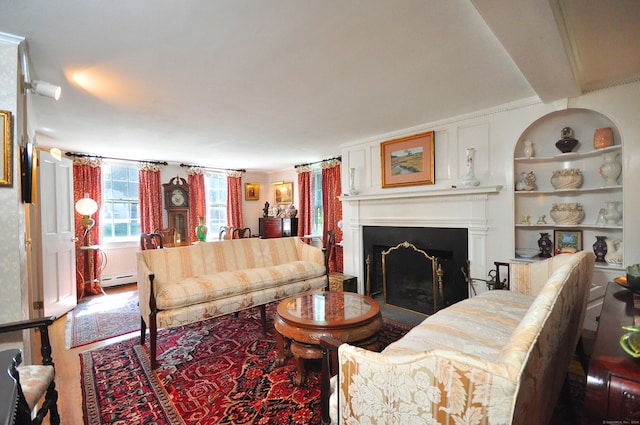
[{"left": 340, "top": 83, "right": 640, "bottom": 285}]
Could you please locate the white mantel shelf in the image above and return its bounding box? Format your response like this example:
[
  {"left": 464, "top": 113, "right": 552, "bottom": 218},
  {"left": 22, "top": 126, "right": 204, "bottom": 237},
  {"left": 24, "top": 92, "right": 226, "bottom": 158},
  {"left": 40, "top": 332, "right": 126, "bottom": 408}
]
[{"left": 339, "top": 185, "right": 503, "bottom": 203}]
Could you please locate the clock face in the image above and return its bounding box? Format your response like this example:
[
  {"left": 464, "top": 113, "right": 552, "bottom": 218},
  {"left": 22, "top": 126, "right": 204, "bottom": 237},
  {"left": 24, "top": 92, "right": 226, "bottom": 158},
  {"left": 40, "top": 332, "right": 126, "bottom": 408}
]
[{"left": 171, "top": 189, "right": 186, "bottom": 207}]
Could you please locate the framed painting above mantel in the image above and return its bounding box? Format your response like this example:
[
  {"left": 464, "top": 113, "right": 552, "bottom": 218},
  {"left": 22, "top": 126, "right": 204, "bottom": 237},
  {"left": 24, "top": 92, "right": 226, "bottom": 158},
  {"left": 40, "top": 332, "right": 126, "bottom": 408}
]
[{"left": 380, "top": 130, "right": 434, "bottom": 188}]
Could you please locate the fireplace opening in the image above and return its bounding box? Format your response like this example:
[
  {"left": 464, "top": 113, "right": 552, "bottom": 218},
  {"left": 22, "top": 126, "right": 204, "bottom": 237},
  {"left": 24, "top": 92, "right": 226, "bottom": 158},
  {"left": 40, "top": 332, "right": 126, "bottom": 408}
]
[{"left": 364, "top": 226, "right": 468, "bottom": 315}]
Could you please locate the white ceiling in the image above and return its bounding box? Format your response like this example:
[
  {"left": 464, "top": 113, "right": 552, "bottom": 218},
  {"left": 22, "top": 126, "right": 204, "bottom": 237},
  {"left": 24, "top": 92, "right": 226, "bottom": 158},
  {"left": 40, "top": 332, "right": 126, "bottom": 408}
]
[{"left": 1, "top": 0, "right": 639, "bottom": 172}]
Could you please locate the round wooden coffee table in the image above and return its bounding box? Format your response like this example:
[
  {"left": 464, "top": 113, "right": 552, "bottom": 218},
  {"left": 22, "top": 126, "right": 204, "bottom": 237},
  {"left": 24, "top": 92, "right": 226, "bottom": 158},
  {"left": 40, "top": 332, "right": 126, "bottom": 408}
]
[{"left": 274, "top": 291, "right": 382, "bottom": 385}]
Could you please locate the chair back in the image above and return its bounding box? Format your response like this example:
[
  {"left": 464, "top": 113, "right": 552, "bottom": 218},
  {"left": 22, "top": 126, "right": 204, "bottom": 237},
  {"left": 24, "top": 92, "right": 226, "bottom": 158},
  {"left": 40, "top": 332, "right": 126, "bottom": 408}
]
[
  {"left": 233, "top": 227, "right": 252, "bottom": 239},
  {"left": 140, "top": 233, "right": 164, "bottom": 250},
  {"left": 219, "top": 226, "right": 235, "bottom": 240},
  {"left": 323, "top": 229, "right": 336, "bottom": 275}
]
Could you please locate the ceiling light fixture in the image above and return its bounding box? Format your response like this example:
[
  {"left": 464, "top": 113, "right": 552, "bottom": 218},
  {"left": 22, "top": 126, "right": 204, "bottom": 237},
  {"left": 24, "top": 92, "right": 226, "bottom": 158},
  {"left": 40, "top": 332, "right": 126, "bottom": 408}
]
[{"left": 25, "top": 80, "right": 61, "bottom": 100}]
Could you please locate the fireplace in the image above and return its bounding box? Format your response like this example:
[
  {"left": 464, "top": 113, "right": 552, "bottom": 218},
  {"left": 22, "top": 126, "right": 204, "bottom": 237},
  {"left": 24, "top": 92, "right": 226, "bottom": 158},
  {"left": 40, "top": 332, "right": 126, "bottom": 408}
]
[{"left": 363, "top": 226, "right": 468, "bottom": 315}]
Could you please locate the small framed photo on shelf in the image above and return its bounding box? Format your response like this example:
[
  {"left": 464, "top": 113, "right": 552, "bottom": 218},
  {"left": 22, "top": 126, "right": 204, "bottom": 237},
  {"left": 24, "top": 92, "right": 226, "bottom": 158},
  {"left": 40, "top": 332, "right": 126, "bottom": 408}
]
[
  {"left": 380, "top": 130, "right": 434, "bottom": 188},
  {"left": 554, "top": 229, "right": 583, "bottom": 254},
  {"left": 244, "top": 183, "right": 260, "bottom": 201},
  {"left": 274, "top": 181, "right": 293, "bottom": 205}
]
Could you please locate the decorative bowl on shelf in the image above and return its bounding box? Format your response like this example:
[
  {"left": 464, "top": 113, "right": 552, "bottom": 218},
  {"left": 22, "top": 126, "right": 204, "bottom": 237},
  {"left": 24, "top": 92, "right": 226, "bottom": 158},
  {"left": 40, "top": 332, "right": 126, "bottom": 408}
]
[
  {"left": 549, "top": 203, "right": 585, "bottom": 225},
  {"left": 515, "top": 248, "right": 540, "bottom": 259},
  {"left": 550, "top": 168, "right": 583, "bottom": 190}
]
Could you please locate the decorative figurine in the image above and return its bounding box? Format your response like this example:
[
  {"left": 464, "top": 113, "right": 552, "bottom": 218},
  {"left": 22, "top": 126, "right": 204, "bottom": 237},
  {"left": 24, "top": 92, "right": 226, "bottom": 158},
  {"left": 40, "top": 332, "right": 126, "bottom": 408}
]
[
  {"left": 555, "top": 127, "right": 579, "bottom": 153},
  {"left": 521, "top": 215, "right": 531, "bottom": 225},
  {"left": 536, "top": 215, "right": 546, "bottom": 224},
  {"left": 262, "top": 202, "right": 270, "bottom": 218}
]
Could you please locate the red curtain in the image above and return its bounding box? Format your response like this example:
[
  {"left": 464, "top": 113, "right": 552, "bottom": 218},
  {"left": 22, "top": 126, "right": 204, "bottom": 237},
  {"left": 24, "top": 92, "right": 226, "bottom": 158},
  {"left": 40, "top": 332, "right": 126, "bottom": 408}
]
[
  {"left": 73, "top": 158, "right": 103, "bottom": 298},
  {"left": 227, "top": 172, "right": 243, "bottom": 228},
  {"left": 296, "top": 166, "right": 313, "bottom": 240},
  {"left": 188, "top": 169, "right": 206, "bottom": 243},
  {"left": 322, "top": 159, "right": 343, "bottom": 272},
  {"left": 138, "top": 163, "right": 163, "bottom": 233}
]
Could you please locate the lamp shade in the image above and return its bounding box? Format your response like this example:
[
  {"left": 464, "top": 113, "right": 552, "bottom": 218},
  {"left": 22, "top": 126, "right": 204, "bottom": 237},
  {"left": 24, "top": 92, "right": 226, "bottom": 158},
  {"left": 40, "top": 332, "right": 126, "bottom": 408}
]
[{"left": 75, "top": 197, "right": 98, "bottom": 216}]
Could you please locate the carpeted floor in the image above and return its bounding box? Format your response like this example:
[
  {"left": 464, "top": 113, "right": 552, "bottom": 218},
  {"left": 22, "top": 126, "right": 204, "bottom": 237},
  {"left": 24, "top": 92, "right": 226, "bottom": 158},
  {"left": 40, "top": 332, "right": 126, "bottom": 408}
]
[
  {"left": 81, "top": 303, "right": 411, "bottom": 425},
  {"left": 65, "top": 289, "right": 140, "bottom": 349}
]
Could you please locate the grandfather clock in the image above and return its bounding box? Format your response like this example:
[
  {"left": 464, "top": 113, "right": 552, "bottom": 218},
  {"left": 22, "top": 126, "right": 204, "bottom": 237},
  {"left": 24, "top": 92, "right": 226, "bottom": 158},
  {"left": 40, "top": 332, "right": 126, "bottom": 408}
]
[{"left": 163, "top": 176, "right": 190, "bottom": 245}]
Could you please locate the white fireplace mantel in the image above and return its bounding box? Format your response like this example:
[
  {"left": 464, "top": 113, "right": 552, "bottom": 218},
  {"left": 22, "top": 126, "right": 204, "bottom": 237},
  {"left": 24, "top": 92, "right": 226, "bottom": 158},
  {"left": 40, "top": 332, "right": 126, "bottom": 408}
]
[{"left": 340, "top": 185, "right": 503, "bottom": 296}]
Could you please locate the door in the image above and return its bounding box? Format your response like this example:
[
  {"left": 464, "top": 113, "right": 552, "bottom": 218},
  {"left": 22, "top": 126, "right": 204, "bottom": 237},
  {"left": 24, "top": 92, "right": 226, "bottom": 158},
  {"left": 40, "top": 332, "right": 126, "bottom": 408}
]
[{"left": 32, "top": 151, "right": 77, "bottom": 318}]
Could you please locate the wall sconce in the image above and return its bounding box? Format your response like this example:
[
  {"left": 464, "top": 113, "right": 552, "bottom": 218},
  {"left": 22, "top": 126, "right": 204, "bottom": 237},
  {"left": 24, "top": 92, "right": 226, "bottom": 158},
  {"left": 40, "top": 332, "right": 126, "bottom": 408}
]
[
  {"left": 24, "top": 80, "right": 61, "bottom": 100},
  {"left": 75, "top": 196, "right": 98, "bottom": 246}
]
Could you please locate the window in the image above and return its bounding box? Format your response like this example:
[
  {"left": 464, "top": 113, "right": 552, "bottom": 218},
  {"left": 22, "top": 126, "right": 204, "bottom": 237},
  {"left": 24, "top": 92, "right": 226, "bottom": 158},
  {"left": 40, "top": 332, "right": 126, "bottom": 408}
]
[
  {"left": 205, "top": 173, "right": 227, "bottom": 233},
  {"left": 311, "top": 165, "right": 323, "bottom": 235},
  {"left": 101, "top": 162, "right": 140, "bottom": 242}
]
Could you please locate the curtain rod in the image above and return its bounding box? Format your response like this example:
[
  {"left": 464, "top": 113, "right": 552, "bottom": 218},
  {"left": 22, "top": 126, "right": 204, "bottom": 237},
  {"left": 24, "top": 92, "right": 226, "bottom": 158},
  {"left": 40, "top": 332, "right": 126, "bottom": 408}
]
[
  {"left": 179, "top": 163, "right": 246, "bottom": 173},
  {"left": 65, "top": 151, "right": 168, "bottom": 166},
  {"left": 294, "top": 156, "right": 341, "bottom": 169}
]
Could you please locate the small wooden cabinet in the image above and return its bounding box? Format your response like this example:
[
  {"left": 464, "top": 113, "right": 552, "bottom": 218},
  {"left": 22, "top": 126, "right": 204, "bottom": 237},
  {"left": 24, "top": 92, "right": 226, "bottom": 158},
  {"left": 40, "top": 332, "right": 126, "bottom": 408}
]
[
  {"left": 259, "top": 217, "right": 298, "bottom": 238},
  {"left": 586, "top": 282, "right": 640, "bottom": 422}
]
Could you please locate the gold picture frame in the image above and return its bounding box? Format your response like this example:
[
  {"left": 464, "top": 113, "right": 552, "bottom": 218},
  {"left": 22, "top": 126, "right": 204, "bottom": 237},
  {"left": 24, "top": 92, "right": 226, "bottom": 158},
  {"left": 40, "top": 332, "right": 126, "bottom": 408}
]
[
  {"left": 245, "top": 182, "right": 260, "bottom": 201},
  {"left": 1, "top": 110, "right": 13, "bottom": 187},
  {"left": 274, "top": 181, "right": 293, "bottom": 205},
  {"left": 554, "top": 229, "right": 583, "bottom": 254},
  {"left": 381, "top": 130, "right": 434, "bottom": 188}
]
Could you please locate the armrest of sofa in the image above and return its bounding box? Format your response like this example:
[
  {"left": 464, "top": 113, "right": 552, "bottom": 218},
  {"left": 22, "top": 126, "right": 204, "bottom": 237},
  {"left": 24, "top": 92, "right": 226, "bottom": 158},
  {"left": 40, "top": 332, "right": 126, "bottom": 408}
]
[
  {"left": 294, "top": 237, "right": 325, "bottom": 266},
  {"left": 334, "top": 344, "right": 516, "bottom": 424}
]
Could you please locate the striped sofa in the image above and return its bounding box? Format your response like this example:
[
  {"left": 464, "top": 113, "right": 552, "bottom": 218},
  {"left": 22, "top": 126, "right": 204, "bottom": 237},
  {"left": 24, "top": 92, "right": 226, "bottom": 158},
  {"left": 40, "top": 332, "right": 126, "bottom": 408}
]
[
  {"left": 137, "top": 237, "right": 327, "bottom": 369},
  {"left": 322, "top": 251, "right": 595, "bottom": 424}
]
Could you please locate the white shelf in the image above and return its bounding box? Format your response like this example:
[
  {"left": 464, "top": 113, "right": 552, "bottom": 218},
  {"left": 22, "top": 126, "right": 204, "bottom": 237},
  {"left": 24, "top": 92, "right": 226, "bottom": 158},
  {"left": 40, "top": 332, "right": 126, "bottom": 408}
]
[
  {"left": 515, "top": 224, "right": 622, "bottom": 229},
  {"left": 514, "top": 145, "right": 621, "bottom": 163},
  {"left": 515, "top": 185, "right": 622, "bottom": 196}
]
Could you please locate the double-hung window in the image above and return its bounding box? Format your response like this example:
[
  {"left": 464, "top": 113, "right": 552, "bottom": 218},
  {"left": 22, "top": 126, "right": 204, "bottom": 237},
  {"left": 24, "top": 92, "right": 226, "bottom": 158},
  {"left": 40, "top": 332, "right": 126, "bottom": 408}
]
[
  {"left": 101, "top": 161, "right": 140, "bottom": 243},
  {"left": 311, "top": 165, "right": 323, "bottom": 236},
  {"left": 205, "top": 172, "right": 227, "bottom": 234}
]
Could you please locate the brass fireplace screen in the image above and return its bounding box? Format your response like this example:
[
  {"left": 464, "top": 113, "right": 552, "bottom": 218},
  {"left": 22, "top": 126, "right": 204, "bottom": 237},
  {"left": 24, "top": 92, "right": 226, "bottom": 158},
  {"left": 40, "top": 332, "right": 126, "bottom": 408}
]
[{"left": 381, "top": 241, "right": 444, "bottom": 315}]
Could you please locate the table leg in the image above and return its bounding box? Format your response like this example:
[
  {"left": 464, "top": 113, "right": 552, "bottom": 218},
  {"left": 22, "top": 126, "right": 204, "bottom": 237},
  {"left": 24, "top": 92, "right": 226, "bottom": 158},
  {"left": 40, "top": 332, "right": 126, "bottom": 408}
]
[
  {"left": 294, "top": 356, "right": 306, "bottom": 385},
  {"left": 275, "top": 330, "right": 287, "bottom": 366}
]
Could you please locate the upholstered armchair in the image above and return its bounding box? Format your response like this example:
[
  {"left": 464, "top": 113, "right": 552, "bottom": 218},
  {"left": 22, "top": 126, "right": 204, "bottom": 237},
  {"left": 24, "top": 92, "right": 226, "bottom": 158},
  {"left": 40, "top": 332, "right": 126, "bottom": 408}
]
[{"left": 0, "top": 316, "right": 59, "bottom": 425}]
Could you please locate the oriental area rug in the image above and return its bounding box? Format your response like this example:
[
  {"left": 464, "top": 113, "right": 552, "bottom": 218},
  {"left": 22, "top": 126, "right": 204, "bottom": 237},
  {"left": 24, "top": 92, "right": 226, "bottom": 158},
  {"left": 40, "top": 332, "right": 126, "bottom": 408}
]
[
  {"left": 66, "top": 289, "right": 140, "bottom": 349},
  {"left": 81, "top": 304, "right": 412, "bottom": 425}
]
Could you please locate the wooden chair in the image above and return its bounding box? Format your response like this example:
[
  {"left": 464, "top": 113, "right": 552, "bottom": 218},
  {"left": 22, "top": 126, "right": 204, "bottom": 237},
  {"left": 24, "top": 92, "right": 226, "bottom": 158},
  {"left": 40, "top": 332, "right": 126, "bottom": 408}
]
[
  {"left": 232, "top": 227, "right": 252, "bottom": 239},
  {"left": 154, "top": 228, "right": 176, "bottom": 246},
  {"left": 0, "top": 316, "right": 59, "bottom": 425},
  {"left": 219, "top": 226, "right": 235, "bottom": 240},
  {"left": 323, "top": 229, "right": 336, "bottom": 287},
  {"left": 140, "top": 233, "right": 164, "bottom": 250}
]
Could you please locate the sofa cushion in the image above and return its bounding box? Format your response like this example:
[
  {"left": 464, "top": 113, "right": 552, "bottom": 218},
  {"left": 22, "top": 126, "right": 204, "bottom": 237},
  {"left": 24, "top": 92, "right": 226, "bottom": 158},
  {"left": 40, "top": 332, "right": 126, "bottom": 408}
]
[
  {"left": 156, "top": 261, "right": 325, "bottom": 310},
  {"left": 382, "top": 290, "right": 535, "bottom": 360}
]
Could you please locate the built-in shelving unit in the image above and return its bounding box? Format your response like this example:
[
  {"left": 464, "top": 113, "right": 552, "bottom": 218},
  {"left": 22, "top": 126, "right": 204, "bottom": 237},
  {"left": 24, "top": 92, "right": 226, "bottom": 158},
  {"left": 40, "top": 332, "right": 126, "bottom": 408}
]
[{"left": 513, "top": 109, "right": 624, "bottom": 331}]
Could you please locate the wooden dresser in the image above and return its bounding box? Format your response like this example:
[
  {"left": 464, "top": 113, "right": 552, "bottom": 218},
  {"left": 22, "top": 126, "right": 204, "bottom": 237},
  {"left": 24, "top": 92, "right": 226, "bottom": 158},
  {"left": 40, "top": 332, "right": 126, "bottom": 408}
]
[
  {"left": 258, "top": 217, "right": 298, "bottom": 238},
  {"left": 586, "top": 282, "right": 640, "bottom": 422}
]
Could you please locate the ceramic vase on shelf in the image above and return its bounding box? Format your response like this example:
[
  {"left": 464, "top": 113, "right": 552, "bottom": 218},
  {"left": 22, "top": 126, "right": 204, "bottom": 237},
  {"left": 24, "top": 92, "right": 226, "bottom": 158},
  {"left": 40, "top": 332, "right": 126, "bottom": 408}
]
[
  {"left": 605, "top": 239, "right": 623, "bottom": 266},
  {"left": 196, "top": 216, "right": 208, "bottom": 241},
  {"left": 599, "top": 152, "right": 622, "bottom": 186},
  {"left": 523, "top": 140, "right": 534, "bottom": 158},
  {"left": 593, "top": 236, "right": 608, "bottom": 263},
  {"left": 603, "top": 201, "right": 622, "bottom": 225},
  {"left": 461, "top": 147, "right": 480, "bottom": 187},
  {"left": 538, "top": 232, "right": 553, "bottom": 258},
  {"left": 555, "top": 127, "right": 579, "bottom": 153},
  {"left": 349, "top": 167, "right": 359, "bottom": 195},
  {"left": 594, "top": 127, "right": 614, "bottom": 149}
]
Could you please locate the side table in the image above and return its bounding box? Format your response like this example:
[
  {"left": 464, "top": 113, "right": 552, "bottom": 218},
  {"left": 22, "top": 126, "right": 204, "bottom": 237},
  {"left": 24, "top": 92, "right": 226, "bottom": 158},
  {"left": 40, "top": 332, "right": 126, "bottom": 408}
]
[
  {"left": 328, "top": 272, "right": 357, "bottom": 292},
  {"left": 585, "top": 281, "right": 640, "bottom": 422}
]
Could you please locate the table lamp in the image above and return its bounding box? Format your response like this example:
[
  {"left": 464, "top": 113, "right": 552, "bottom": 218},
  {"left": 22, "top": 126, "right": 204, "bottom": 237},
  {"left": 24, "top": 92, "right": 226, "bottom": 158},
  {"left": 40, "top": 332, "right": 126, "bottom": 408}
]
[{"left": 75, "top": 196, "right": 98, "bottom": 246}]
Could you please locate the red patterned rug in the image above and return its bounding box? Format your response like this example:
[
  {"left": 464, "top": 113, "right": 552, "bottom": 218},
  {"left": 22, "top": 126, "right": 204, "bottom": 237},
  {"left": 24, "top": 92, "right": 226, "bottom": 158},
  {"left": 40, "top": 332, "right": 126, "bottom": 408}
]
[
  {"left": 66, "top": 289, "right": 140, "bottom": 349},
  {"left": 81, "top": 304, "right": 412, "bottom": 424}
]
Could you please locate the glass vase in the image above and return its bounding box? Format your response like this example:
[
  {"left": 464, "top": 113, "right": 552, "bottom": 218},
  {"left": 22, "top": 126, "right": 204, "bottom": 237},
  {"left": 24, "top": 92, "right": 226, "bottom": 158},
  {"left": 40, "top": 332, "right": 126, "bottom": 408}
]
[{"left": 196, "top": 216, "right": 208, "bottom": 241}]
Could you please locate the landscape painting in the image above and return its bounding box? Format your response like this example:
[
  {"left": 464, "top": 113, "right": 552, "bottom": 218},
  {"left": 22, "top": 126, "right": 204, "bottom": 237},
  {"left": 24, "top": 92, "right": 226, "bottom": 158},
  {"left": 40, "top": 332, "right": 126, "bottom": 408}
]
[{"left": 381, "top": 130, "right": 434, "bottom": 188}]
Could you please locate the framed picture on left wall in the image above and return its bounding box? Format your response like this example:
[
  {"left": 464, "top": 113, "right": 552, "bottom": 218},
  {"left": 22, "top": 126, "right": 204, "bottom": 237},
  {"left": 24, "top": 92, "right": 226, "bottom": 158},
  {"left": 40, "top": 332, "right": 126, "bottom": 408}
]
[{"left": 1, "top": 110, "right": 13, "bottom": 187}]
